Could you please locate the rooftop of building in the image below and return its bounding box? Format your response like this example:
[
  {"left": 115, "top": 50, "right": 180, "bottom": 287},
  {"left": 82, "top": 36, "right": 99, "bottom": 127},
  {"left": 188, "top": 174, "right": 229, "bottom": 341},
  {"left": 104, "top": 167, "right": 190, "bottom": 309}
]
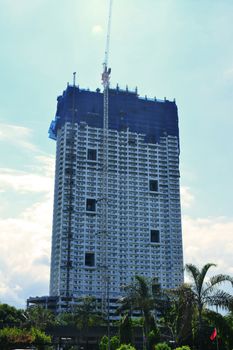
[{"left": 49, "top": 84, "right": 179, "bottom": 143}]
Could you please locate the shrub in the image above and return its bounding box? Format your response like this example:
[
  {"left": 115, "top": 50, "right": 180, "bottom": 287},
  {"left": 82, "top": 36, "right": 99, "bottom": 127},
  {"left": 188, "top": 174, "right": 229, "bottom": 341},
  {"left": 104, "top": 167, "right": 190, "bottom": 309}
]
[
  {"left": 116, "top": 344, "right": 136, "bottom": 350},
  {"left": 0, "top": 327, "right": 51, "bottom": 350},
  {"left": 110, "top": 335, "right": 120, "bottom": 350},
  {"left": 0, "top": 327, "right": 34, "bottom": 349},
  {"left": 175, "top": 347, "right": 191, "bottom": 350},
  {"left": 100, "top": 335, "right": 121, "bottom": 350},
  {"left": 148, "top": 328, "right": 161, "bottom": 350},
  {"left": 31, "top": 327, "right": 51, "bottom": 346},
  {"left": 99, "top": 335, "right": 108, "bottom": 350},
  {"left": 154, "top": 342, "right": 171, "bottom": 350},
  {"left": 119, "top": 315, "right": 133, "bottom": 345}
]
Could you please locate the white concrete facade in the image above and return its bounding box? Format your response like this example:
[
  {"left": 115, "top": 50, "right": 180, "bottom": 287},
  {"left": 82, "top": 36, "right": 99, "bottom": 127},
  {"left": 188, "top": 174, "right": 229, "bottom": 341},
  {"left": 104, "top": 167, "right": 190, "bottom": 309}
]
[{"left": 50, "top": 119, "right": 183, "bottom": 311}]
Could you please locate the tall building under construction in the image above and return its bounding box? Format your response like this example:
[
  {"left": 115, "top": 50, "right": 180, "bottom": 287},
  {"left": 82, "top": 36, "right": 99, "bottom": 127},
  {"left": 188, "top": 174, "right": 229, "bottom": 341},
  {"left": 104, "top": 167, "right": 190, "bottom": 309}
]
[{"left": 48, "top": 83, "right": 183, "bottom": 314}]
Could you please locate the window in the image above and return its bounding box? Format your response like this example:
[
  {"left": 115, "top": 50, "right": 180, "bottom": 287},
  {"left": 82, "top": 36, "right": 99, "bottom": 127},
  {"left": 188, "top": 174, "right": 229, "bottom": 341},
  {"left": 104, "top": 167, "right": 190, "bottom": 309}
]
[
  {"left": 151, "top": 230, "right": 160, "bottom": 243},
  {"left": 85, "top": 253, "right": 95, "bottom": 267},
  {"left": 149, "top": 179, "right": 158, "bottom": 192},
  {"left": 86, "top": 198, "right": 96, "bottom": 212},
  {"left": 87, "top": 149, "right": 97, "bottom": 161}
]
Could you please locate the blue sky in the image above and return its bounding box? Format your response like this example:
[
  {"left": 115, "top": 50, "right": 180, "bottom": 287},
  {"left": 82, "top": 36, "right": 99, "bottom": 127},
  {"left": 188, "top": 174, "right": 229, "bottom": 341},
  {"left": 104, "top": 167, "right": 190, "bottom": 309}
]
[{"left": 0, "top": 0, "right": 233, "bottom": 307}]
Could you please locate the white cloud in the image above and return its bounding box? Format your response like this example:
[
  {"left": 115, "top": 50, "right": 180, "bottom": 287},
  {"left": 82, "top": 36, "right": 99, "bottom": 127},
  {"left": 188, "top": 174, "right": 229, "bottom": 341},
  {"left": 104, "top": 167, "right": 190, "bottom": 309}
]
[
  {"left": 183, "top": 215, "right": 233, "bottom": 277},
  {"left": 180, "top": 186, "right": 233, "bottom": 281},
  {"left": 180, "top": 186, "right": 195, "bottom": 208},
  {"left": 0, "top": 153, "right": 54, "bottom": 307},
  {"left": 0, "top": 194, "right": 52, "bottom": 307},
  {"left": 0, "top": 149, "right": 54, "bottom": 194},
  {"left": 0, "top": 123, "right": 37, "bottom": 152},
  {"left": 0, "top": 168, "right": 53, "bottom": 193}
]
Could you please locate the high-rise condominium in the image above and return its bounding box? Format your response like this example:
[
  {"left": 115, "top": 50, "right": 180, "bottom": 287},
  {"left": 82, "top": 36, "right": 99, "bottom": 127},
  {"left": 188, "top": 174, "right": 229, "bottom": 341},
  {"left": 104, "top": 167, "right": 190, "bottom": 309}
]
[{"left": 48, "top": 83, "right": 183, "bottom": 313}]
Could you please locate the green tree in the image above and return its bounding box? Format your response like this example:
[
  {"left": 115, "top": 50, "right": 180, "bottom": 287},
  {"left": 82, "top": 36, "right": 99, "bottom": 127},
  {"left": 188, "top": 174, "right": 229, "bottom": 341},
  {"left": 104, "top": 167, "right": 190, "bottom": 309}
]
[
  {"left": 185, "top": 263, "right": 233, "bottom": 350},
  {"left": 25, "top": 305, "right": 56, "bottom": 331},
  {"left": 99, "top": 335, "right": 109, "bottom": 350},
  {"left": 110, "top": 335, "right": 120, "bottom": 350},
  {"left": 224, "top": 312, "right": 233, "bottom": 349},
  {"left": 148, "top": 328, "right": 160, "bottom": 350},
  {"left": 119, "top": 276, "right": 162, "bottom": 349},
  {"left": 119, "top": 314, "right": 133, "bottom": 345},
  {"left": 56, "top": 311, "right": 77, "bottom": 326},
  {"left": 163, "top": 284, "right": 195, "bottom": 347},
  {"left": 100, "top": 335, "right": 120, "bottom": 350},
  {"left": 0, "top": 303, "right": 25, "bottom": 327},
  {"left": 31, "top": 327, "right": 52, "bottom": 350},
  {"left": 74, "top": 296, "right": 103, "bottom": 350}
]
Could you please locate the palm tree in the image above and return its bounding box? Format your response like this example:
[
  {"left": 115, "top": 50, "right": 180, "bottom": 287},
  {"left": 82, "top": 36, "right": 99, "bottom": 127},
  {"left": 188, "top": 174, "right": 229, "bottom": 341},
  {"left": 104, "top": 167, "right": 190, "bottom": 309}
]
[
  {"left": 119, "top": 275, "right": 162, "bottom": 349},
  {"left": 74, "top": 296, "right": 103, "bottom": 350},
  {"left": 25, "top": 305, "right": 56, "bottom": 331},
  {"left": 185, "top": 263, "right": 233, "bottom": 350},
  {"left": 163, "top": 283, "right": 195, "bottom": 347}
]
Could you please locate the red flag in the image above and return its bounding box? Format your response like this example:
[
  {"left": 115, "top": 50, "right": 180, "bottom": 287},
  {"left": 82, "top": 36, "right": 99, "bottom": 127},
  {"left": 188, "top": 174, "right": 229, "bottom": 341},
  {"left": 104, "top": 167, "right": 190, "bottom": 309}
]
[{"left": 210, "top": 328, "right": 217, "bottom": 341}]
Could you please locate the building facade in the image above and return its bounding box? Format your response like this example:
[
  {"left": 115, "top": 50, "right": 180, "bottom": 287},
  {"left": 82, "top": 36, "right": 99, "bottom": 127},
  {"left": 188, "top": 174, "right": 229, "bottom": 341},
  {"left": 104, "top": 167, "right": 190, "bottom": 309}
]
[{"left": 48, "top": 84, "right": 183, "bottom": 313}]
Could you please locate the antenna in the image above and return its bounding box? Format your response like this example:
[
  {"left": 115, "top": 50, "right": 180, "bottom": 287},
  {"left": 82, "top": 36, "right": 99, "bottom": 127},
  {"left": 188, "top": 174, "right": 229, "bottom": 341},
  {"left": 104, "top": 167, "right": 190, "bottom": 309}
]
[{"left": 73, "top": 72, "right": 76, "bottom": 86}]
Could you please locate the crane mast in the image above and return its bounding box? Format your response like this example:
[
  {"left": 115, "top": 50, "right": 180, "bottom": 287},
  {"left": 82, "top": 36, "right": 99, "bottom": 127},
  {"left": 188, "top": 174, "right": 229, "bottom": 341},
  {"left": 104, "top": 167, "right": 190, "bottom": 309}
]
[{"left": 100, "top": 0, "right": 113, "bottom": 314}]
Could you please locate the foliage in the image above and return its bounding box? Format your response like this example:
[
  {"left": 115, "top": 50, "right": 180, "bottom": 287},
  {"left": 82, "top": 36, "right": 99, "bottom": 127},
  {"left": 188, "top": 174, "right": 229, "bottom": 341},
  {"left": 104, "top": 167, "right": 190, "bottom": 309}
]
[
  {"left": 25, "top": 305, "right": 56, "bottom": 330},
  {"left": 31, "top": 326, "right": 51, "bottom": 346},
  {"left": 0, "top": 327, "right": 34, "bottom": 349},
  {"left": 185, "top": 263, "right": 233, "bottom": 349},
  {"left": 99, "top": 335, "right": 120, "bottom": 350},
  {"left": 224, "top": 312, "right": 233, "bottom": 349},
  {"left": 119, "top": 275, "right": 163, "bottom": 349},
  {"left": 0, "top": 303, "right": 25, "bottom": 327},
  {"left": 111, "top": 335, "right": 120, "bottom": 350},
  {"left": 74, "top": 296, "right": 103, "bottom": 350},
  {"left": 119, "top": 314, "right": 133, "bottom": 345},
  {"left": 74, "top": 296, "right": 103, "bottom": 330},
  {"left": 201, "top": 309, "right": 233, "bottom": 350},
  {"left": 56, "top": 311, "right": 77, "bottom": 326},
  {"left": 148, "top": 328, "right": 161, "bottom": 350},
  {"left": 116, "top": 344, "right": 136, "bottom": 350},
  {"left": 174, "top": 346, "right": 191, "bottom": 350},
  {"left": 0, "top": 326, "right": 51, "bottom": 350},
  {"left": 99, "top": 335, "right": 109, "bottom": 350},
  {"left": 154, "top": 342, "right": 171, "bottom": 350},
  {"left": 162, "top": 284, "right": 194, "bottom": 347}
]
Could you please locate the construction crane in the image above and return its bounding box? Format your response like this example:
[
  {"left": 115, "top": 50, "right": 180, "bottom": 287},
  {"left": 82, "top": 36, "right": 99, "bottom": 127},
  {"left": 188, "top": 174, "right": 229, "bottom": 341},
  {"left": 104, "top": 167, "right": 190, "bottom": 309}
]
[
  {"left": 100, "top": 0, "right": 113, "bottom": 315},
  {"left": 64, "top": 72, "right": 77, "bottom": 307}
]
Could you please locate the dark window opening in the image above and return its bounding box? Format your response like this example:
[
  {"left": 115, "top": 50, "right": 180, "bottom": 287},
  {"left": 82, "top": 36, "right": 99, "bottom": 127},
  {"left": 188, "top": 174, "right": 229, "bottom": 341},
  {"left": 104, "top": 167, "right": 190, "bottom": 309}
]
[
  {"left": 66, "top": 154, "right": 76, "bottom": 161},
  {"left": 66, "top": 139, "right": 73, "bottom": 146},
  {"left": 65, "top": 168, "right": 75, "bottom": 176},
  {"left": 120, "top": 125, "right": 127, "bottom": 131},
  {"left": 86, "top": 198, "right": 96, "bottom": 212},
  {"left": 151, "top": 230, "right": 160, "bottom": 243},
  {"left": 85, "top": 253, "right": 95, "bottom": 267},
  {"left": 149, "top": 180, "right": 158, "bottom": 192},
  {"left": 147, "top": 135, "right": 156, "bottom": 143},
  {"left": 87, "top": 149, "right": 97, "bottom": 161},
  {"left": 128, "top": 139, "right": 136, "bottom": 146}
]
